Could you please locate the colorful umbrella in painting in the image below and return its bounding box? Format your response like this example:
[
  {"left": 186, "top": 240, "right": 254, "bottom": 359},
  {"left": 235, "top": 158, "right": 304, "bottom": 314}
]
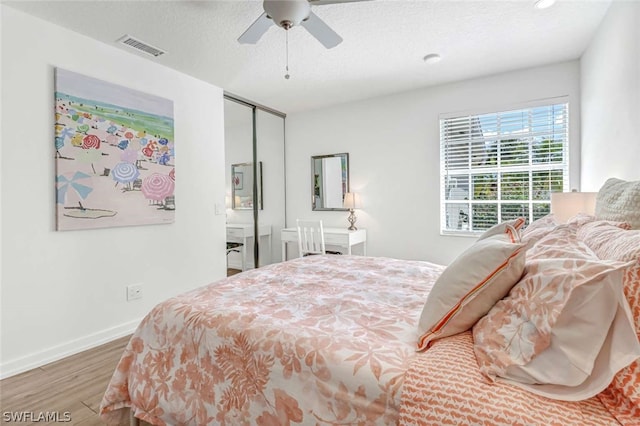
[
  {"left": 142, "top": 173, "right": 174, "bottom": 201},
  {"left": 121, "top": 149, "right": 138, "bottom": 164},
  {"left": 107, "top": 125, "right": 117, "bottom": 134},
  {"left": 55, "top": 136, "right": 73, "bottom": 160},
  {"left": 125, "top": 131, "right": 134, "bottom": 140},
  {"left": 75, "top": 148, "right": 102, "bottom": 174},
  {"left": 158, "top": 152, "right": 171, "bottom": 166},
  {"left": 106, "top": 134, "right": 118, "bottom": 145},
  {"left": 81, "top": 134, "right": 101, "bottom": 149},
  {"left": 111, "top": 162, "right": 140, "bottom": 184},
  {"left": 158, "top": 138, "right": 168, "bottom": 146},
  {"left": 57, "top": 172, "right": 115, "bottom": 220},
  {"left": 58, "top": 127, "right": 74, "bottom": 140},
  {"left": 169, "top": 168, "right": 175, "bottom": 181},
  {"left": 71, "top": 134, "right": 84, "bottom": 147},
  {"left": 117, "top": 140, "right": 130, "bottom": 150},
  {"left": 56, "top": 171, "right": 92, "bottom": 204}
]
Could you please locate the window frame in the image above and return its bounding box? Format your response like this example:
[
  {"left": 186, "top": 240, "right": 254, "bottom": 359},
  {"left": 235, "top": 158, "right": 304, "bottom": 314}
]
[{"left": 439, "top": 97, "right": 570, "bottom": 236}]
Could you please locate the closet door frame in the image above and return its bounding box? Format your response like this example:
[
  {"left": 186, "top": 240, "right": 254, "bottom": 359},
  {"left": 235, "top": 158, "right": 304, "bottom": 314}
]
[{"left": 224, "top": 93, "right": 286, "bottom": 268}]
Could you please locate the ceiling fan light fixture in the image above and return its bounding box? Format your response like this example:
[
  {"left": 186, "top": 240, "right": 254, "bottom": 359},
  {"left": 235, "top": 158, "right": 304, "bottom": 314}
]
[
  {"left": 534, "top": 0, "right": 556, "bottom": 9},
  {"left": 238, "top": 0, "right": 345, "bottom": 48},
  {"left": 263, "top": 0, "right": 311, "bottom": 29}
]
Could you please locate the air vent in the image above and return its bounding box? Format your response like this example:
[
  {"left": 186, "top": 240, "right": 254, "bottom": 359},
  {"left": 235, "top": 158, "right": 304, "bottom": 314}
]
[{"left": 117, "top": 35, "right": 166, "bottom": 57}]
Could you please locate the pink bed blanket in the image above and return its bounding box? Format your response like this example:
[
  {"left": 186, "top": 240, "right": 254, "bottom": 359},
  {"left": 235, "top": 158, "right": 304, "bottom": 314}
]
[
  {"left": 100, "top": 255, "right": 441, "bottom": 425},
  {"left": 100, "top": 255, "right": 621, "bottom": 425}
]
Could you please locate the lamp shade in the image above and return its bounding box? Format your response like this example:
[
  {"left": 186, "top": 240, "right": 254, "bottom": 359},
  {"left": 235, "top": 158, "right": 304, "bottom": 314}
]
[
  {"left": 343, "top": 192, "right": 359, "bottom": 209},
  {"left": 550, "top": 191, "right": 597, "bottom": 223}
]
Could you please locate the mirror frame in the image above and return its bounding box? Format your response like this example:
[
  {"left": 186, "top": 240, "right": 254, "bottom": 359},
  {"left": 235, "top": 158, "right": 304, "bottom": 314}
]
[
  {"left": 311, "top": 153, "right": 349, "bottom": 211},
  {"left": 232, "top": 161, "right": 263, "bottom": 210}
]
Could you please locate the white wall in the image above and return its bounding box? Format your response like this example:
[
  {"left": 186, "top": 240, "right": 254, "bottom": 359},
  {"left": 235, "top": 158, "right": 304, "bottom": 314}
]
[
  {"left": 580, "top": 1, "right": 640, "bottom": 190},
  {"left": 0, "top": 5, "right": 227, "bottom": 378},
  {"left": 286, "top": 61, "right": 582, "bottom": 265}
]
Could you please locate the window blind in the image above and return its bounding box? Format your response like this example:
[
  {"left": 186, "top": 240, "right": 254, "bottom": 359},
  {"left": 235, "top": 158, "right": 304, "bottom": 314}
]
[{"left": 440, "top": 102, "right": 569, "bottom": 233}]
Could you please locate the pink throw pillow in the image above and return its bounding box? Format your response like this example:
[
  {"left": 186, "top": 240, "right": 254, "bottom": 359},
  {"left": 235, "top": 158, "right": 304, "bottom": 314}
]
[
  {"left": 473, "top": 226, "right": 639, "bottom": 401},
  {"left": 578, "top": 222, "right": 640, "bottom": 421}
]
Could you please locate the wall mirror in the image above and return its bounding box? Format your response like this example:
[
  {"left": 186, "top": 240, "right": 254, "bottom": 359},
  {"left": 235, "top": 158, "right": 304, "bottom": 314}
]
[
  {"left": 311, "top": 153, "right": 349, "bottom": 211},
  {"left": 232, "top": 162, "right": 263, "bottom": 210}
]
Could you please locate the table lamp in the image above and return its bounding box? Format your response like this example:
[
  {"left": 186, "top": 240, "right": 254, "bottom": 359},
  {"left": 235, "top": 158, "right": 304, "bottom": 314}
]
[
  {"left": 550, "top": 190, "right": 597, "bottom": 223},
  {"left": 343, "top": 192, "right": 360, "bottom": 230}
]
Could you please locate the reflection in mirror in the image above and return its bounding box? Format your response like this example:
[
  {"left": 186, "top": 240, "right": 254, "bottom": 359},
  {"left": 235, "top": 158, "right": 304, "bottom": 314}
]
[
  {"left": 311, "top": 153, "right": 349, "bottom": 211},
  {"left": 232, "top": 162, "right": 263, "bottom": 210}
]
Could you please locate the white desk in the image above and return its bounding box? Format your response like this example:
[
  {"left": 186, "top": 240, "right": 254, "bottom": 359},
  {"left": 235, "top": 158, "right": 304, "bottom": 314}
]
[
  {"left": 281, "top": 227, "right": 367, "bottom": 261},
  {"left": 227, "top": 223, "right": 272, "bottom": 270}
]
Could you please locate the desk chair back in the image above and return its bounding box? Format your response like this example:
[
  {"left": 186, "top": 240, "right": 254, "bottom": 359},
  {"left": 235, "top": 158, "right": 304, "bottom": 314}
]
[{"left": 296, "top": 220, "right": 326, "bottom": 257}]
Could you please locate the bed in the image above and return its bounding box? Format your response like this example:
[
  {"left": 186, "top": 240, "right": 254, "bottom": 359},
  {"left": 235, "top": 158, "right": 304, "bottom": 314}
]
[{"left": 100, "top": 178, "right": 640, "bottom": 425}]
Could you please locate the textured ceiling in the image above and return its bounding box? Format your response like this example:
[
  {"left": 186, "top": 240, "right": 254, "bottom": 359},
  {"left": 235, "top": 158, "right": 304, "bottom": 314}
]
[{"left": 5, "top": 0, "right": 611, "bottom": 114}]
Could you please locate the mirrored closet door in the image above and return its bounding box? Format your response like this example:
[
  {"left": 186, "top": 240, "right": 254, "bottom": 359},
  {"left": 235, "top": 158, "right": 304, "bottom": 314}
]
[{"left": 224, "top": 96, "right": 285, "bottom": 275}]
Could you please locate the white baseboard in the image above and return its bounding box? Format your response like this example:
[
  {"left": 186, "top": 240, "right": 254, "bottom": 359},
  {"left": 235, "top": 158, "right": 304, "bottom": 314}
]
[{"left": 0, "top": 318, "right": 141, "bottom": 379}]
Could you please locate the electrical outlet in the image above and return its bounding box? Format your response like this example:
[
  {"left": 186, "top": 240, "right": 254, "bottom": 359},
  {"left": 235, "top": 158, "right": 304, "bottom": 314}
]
[{"left": 126, "top": 284, "right": 143, "bottom": 301}]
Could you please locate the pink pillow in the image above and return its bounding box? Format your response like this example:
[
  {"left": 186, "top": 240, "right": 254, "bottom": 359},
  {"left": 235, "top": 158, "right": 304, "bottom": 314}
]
[
  {"left": 578, "top": 222, "right": 640, "bottom": 421},
  {"left": 521, "top": 214, "right": 628, "bottom": 249},
  {"left": 417, "top": 222, "right": 525, "bottom": 351},
  {"left": 526, "top": 225, "right": 595, "bottom": 260},
  {"left": 473, "top": 226, "right": 639, "bottom": 401},
  {"left": 520, "top": 214, "right": 558, "bottom": 245}
]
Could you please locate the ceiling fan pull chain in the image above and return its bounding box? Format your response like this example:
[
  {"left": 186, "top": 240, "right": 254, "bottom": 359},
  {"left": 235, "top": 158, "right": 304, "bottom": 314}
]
[{"left": 285, "top": 29, "right": 290, "bottom": 80}]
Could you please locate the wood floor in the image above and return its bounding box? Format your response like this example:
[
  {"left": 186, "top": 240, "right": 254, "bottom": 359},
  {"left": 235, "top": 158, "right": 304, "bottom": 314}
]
[
  {"left": 1, "top": 271, "right": 245, "bottom": 425},
  {"left": 0, "top": 335, "right": 130, "bottom": 425},
  {"left": 227, "top": 268, "right": 242, "bottom": 276}
]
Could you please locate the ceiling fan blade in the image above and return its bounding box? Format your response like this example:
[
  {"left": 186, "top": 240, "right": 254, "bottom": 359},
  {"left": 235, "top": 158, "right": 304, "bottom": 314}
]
[
  {"left": 301, "top": 11, "right": 343, "bottom": 49},
  {"left": 309, "top": 0, "right": 372, "bottom": 5},
  {"left": 238, "top": 12, "right": 273, "bottom": 44}
]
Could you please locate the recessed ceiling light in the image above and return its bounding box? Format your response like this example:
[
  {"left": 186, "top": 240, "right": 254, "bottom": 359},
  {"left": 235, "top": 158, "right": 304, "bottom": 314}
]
[
  {"left": 534, "top": 0, "right": 556, "bottom": 9},
  {"left": 423, "top": 53, "right": 442, "bottom": 64}
]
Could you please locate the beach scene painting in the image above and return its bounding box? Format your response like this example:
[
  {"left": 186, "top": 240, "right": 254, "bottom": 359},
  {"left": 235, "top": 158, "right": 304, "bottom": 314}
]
[{"left": 54, "top": 68, "right": 175, "bottom": 231}]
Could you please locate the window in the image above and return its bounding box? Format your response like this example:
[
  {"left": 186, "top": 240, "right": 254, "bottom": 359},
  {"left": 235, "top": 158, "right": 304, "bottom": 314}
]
[{"left": 440, "top": 101, "right": 569, "bottom": 234}]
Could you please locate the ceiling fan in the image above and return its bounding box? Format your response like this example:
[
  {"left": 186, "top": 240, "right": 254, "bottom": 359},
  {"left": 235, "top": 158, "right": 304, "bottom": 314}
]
[{"left": 238, "top": 0, "right": 368, "bottom": 49}]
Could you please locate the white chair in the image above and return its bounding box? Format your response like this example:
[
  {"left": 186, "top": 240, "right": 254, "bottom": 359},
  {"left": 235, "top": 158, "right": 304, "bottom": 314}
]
[{"left": 296, "top": 219, "right": 326, "bottom": 257}]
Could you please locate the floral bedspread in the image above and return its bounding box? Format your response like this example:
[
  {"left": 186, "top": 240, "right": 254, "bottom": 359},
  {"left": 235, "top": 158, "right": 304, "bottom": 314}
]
[{"left": 100, "top": 255, "right": 442, "bottom": 425}]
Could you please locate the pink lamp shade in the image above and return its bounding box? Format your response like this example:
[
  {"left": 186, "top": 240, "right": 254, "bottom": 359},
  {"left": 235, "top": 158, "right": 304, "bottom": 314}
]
[{"left": 550, "top": 191, "right": 597, "bottom": 223}]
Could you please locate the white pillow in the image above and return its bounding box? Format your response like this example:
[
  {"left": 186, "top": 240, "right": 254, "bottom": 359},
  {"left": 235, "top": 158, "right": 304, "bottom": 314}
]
[
  {"left": 417, "top": 222, "right": 526, "bottom": 351},
  {"left": 595, "top": 178, "right": 640, "bottom": 229},
  {"left": 477, "top": 217, "right": 525, "bottom": 241}
]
